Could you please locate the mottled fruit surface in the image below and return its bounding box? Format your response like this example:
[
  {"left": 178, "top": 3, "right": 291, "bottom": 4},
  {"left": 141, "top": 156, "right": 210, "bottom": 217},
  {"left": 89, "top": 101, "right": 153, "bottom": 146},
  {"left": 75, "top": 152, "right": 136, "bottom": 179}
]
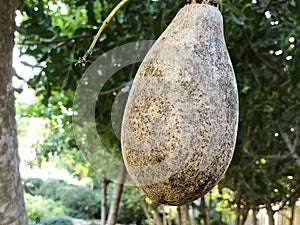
[{"left": 121, "top": 4, "right": 239, "bottom": 206}]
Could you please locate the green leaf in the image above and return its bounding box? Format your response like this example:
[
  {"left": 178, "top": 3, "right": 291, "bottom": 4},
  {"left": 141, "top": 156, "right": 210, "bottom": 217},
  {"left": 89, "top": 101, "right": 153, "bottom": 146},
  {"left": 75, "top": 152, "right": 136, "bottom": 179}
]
[
  {"left": 152, "top": 7, "right": 165, "bottom": 38},
  {"left": 222, "top": 2, "right": 245, "bottom": 18},
  {"left": 226, "top": 12, "right": 245, "bottom": 25},
  {"left": 39, "top": 30, "right": 55, "bottom": 39},
  {"left": 87, "top": 0, "right": 97, "bottom": 25}
]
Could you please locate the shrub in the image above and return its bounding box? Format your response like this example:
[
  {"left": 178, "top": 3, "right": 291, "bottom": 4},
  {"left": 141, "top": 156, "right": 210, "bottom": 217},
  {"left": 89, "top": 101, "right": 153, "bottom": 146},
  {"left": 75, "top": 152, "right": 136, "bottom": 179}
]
[
  {"left": 61, "top": 185, "right": 101, "bottom": 219},
  {"left": 43, "top": 215, "right": 73, "bottom": 225},
  {"left": 23, "top": 178, "right": 43, "bottom": 196},
  {"left": 28, "top": 222, "right": 42, "bottom": 225},
  {"left": 25, "top": 178, "right": 101, "bottom": 220},
  {"left": 117, "top": 186, "right": 145, "bottom": 224},
  {"left": 39, "top": 179, "right": 69, "bottom": 201},
  {"left": 25, "top": 194, "right": 66, "bottom": 223}
]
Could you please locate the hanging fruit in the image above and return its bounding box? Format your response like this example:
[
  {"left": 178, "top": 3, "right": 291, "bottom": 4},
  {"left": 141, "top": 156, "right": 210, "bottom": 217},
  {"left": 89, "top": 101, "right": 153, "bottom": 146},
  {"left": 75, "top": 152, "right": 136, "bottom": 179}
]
[{"left": 121, "top": 0, "right": 239, "bottom": 206}]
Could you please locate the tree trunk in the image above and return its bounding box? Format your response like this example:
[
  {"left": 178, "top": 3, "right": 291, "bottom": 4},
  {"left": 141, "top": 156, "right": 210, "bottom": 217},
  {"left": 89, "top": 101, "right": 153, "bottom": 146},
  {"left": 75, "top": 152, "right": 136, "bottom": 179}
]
[
  {"left": 207, "top": 192, "right": 213, "bottom": 225},
  {"left": 100, "top": 172, "right": 108, "bottom": 225},
  {"left": 153, "top": 203, "right": 163, "bottom": 225},
  {"left": 168, "top": 206, "right": 172, "bottom": 225},
  {"left": 192, "top": 198, "right": 208, "bottom": 225},
  {"left": 240, "top": 208, "right": 249, "bottom": 225},
  {"left": 138, "top": 194, "right": 151, "bottom": 221},
  {"left": 200, "top": 197, "right": 208, "bottom": 225},
  {"left": 190, "top": 205, "right": 196, "bottom": 225},
  {"left": 185, "top": 205, "right": 191, "bottom": 225},
  {"left": 252, "top": 207, "right": 258, "bottom": 225},
  {"left": 0, "top": 0, "right": 28, "bottom": 224},
  {"left": 176, "top": 206, "right": 183, "bottom": 225},
  {"left": 289, "top": 194, "right": 296, "bottom": 225},
  {"left": 235, "top": 195, "right": 241, "bottom": 225},
  {"left": 266, "top": 205, "right": 275, "bottom": 225},
  {"left": 106, "top": 163, "right": 126, "bottom": 225},
  {"left": 181, "top": 205, "right": 188, "bottom": 225},
  {"left": 163, "top": 207, "right": 167, "bottom": 225}
]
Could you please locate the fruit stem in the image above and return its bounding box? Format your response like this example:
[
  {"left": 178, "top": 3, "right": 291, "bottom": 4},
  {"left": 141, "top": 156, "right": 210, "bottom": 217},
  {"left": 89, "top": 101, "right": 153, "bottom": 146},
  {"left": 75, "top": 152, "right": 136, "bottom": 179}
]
[
  {"left": 190, "top": 0, "right": 219, "bottom": 7},
  {"left": 76, "top": 0, "right": 128, "bottom": 67}
]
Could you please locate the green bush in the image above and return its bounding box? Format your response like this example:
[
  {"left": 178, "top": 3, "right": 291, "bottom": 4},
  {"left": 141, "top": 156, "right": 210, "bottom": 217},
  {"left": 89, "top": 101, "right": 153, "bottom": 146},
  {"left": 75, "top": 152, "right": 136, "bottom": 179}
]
[
  {"left": 39, "top": 179, "right": 69, "bottom": 201},
  {"left": 117, "top": 186, "right": 145, "bottom": 224},
  {"left": 23, "top": 178, "right": 43, "bottom": 196},
  {"left": 61, "top": 185, "right": 101, "bottom": 219},
  {"left": 25, "top": 178, "right": 101, "bottom": 220},
  {"left": 25, "top": 194, "right": 66, "bottom": 223},
  {"left": 28, "top": 222, "right": 42, "bottom": 225},
  {"left": 43, "top": 215, "right": 73, "bottom": 225}
]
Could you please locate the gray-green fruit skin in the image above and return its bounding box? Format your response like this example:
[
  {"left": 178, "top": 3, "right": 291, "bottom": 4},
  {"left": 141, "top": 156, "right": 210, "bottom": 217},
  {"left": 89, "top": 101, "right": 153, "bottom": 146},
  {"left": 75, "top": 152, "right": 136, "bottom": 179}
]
[{"left": 121, "top": 4, "right": 239, "bottom": 206}]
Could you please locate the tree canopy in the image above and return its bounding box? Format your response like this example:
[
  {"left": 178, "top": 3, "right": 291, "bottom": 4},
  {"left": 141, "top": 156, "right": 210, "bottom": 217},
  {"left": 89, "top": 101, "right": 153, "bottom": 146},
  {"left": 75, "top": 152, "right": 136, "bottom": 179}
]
[{"left": 15, "top": 0, "right": 300, "bottom": 224}]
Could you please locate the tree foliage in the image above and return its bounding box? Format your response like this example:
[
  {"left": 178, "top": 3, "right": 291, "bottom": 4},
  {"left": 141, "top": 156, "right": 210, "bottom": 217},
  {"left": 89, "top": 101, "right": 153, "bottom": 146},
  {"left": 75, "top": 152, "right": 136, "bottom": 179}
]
[
  {"left": 16, "top": 0, "right": 300, "bottom": 223},
  {"left": 219, "top": 0, "right": 300, "bottom": 218}
]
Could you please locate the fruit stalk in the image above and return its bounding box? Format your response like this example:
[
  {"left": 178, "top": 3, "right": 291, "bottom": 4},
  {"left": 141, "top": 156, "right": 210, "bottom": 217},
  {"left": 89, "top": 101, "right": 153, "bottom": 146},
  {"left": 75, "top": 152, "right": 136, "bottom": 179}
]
[
  {"left": 76, "top": 0, "right": 128, "bottom": 66},
  {"left": 190, "top": 0, "right": 219, "bottom": 7}
]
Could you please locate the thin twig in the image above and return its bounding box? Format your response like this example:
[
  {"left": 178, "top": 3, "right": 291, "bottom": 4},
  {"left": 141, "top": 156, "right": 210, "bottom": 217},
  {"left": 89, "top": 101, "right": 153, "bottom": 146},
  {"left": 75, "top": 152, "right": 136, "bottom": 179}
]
[
  {"left": 99, "top": 81, "right": 132, "bottom": 96},
  {"left": 238, "top": 0, "right": 274, "bottom": 58},
  {"left": 252, "top": 0, "right": 274, "bottom": 38},
  {"left": 76, "top": 0, "right": 128, "bottom": 67},
  {"left": 265, "top": 152, "right": 294, "bottom": 162},
  {"left": 241, "top": 27, "right": 282, "bottom": 76},
  {"left": 280, "top": 130, "right": 300, "bottom": 166},
  {"left": 19, "top": 34, "right": 91, "bottom": 46},
  {"left": 165, "top": 0, "right": 186, "bottom": 21}
]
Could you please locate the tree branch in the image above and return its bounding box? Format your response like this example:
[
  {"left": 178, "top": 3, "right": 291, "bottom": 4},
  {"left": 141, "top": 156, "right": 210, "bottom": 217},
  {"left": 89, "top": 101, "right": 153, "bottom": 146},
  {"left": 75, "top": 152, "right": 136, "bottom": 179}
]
[
  {"left": 241, "top": 27, "right": 282, "bottom": 77},
  {"left": 99, "top": 81, "right": 132, "bottom": 96},
  {"left": 166, "top": 0, "right": 187, "bottom": 19},
  {"left": 191, "top": 202, "right": 201, "bottom": 211},
  {"left": 238, "top": 0, "right": 274, "bottom": 60},
  {"left": 76, "top": 0, "right": 129, "bottom": 66},
  {"left": 280, "top": 130, "right": 300, "bottom": 166},
  {"left": 19, "top": 34, "right": 92, "bottom": 46},
  {"left": 265, "top": 152, "right": 294, "bottom": 162},
  {"left": 253, "top": 0, "right": 274, "bottom": 35}
]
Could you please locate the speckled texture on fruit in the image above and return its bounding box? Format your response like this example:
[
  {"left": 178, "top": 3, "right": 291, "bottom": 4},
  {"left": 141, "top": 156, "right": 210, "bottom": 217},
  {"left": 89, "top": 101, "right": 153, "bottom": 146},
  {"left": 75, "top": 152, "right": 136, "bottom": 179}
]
[{"left": 121, "top": 4, "right": 239, "bottom": 206}]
